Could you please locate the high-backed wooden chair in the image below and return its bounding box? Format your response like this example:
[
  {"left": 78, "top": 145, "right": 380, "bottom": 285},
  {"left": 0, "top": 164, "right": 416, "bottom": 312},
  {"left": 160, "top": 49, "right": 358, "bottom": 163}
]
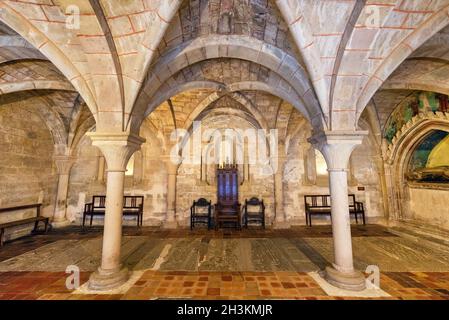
[
  {"left": 243, "top": 197, "right": 265, "bottom": 228},
  {"left": 190, "top": 198, "right": 212, "bottom": 230},
  {"left": 215, "top": 165, "right": 241, "bottom": 230}
]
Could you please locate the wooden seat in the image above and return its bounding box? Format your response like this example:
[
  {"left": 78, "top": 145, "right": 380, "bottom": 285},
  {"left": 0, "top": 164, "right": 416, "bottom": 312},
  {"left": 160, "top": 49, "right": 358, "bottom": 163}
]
[
  {"left": 304, "top": 194, "right": 366, "bottom": 226},
  {"left": 190, "top": 198, "right": 212, "bottom": 230},
  {"left": 0, "top": 204, "right": 49, "bottom": 246},
  {"left": 243, "top": 197, "right": 265, "bottom": 228}
]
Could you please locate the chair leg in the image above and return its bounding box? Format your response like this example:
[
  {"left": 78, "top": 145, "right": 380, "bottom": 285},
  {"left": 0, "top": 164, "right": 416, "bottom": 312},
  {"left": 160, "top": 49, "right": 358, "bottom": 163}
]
[
  {"left": 82, "top": 213, "right": 86, "bottom": 228},
  {"left": 363, "top": 213, "right": 366, "bottom": 225},
  {"left": 0, "top": 228, "right": 4, "bottom": 247},
  {"left": 44, "top": 219, "right": 49, "bottom": 233},
  {"left": 355, "top": 212, "right": 358, "bottom": 224},
  {"left": 33, "top": 220, "right": 39, "bottom": 233},
  {"left": 90, "top": 214, "right": 93, "bottom": 226}
]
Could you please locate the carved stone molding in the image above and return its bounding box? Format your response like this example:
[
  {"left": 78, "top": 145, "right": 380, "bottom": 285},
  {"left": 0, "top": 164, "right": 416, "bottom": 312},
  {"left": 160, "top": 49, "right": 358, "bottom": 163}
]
[{"left": 384, "top": 112, "right": 449, "bottom": 164}]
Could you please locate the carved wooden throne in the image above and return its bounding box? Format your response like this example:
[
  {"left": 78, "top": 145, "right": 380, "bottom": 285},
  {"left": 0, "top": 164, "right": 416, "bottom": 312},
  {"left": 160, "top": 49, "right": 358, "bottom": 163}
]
[{"left": 215, "top": 164, "right": 241, "bottom": 230}]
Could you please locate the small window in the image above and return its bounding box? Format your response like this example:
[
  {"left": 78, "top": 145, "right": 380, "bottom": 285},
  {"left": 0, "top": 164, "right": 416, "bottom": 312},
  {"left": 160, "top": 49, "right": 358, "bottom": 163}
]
[
  {"left": 125, "top": 154, "right": 135, "bottom": 176},
  {"left": 315, "top": 150, "right": 328, "bottom": 176}
]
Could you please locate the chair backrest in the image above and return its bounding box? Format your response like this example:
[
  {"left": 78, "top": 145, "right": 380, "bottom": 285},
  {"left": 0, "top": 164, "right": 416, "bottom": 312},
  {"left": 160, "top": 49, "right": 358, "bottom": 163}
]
[
  {"left": 194, "top": 198, "right": 211, "bottom": 207},
  {"left": 217, "top": 167, "right": 239, "bottom": 208},
  {"left": 304, "top": 194, "right": 358, "bottom": 207},
  {"left": 245, "top": 197, "right": 264, "bottom": 212},
  {"left": 304, "top": 195, "right": 331, "bottom": 207},
  {"left": 348, "top": 194, "right": 356, "bottom": 207},
  {"left": 123, "top": 196, "right": 144, "bottom": 208},
  {"left": 92, "top": 195, "right": 106, "bottom": 207},
  {"left": 247, "top": 197, "right": 264, "bottom": 207}
]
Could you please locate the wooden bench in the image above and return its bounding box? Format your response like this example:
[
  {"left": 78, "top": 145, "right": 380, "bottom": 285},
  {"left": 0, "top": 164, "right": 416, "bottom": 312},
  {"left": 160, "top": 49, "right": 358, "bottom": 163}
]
[
  {"left": 304, "top": 194, "right": 365, "bottom": 227},
  {"left": 83, "top": 195, "right": 144, "bottom": 227},
  {"left": 0, "top": 204, "right": 49, "bottom": 246}
]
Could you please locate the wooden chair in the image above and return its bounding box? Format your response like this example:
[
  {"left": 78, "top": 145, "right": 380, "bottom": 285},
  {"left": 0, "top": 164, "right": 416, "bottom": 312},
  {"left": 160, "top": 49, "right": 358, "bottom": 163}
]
[
  {"left": 243, "top": 197, "right": 265, "bottom": 229},
  {"left": 190, "top": 198, "right": 212, "bottom": 230},
  {"left": 215, "top": 165, "right": 241, "bottom": 230}
]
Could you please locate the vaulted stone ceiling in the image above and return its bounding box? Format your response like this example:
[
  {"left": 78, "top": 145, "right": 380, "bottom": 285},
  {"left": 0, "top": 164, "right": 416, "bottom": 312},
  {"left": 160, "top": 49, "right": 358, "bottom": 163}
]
[
  {"left": 0, "top": 0, "right": 448, "bottom": 142},
  {"left": 369, "top": 24, "right": 449, "bottom": 133}
]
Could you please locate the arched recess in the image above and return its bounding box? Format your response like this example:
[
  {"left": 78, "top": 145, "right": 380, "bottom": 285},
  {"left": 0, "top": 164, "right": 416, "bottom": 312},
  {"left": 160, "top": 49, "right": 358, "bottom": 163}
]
[
  {"left": 129, "top": 35, "right": 325, "bottom": 133},
  {"left": 383, "top": 115, "right": 449, "bottom": 223},
  {"left": 0, "top": 91, "right": 68, "bottom": 147},
  {"left": 184, "top": 91, "right": 269, "bottom": 132},
  {"left": 177, "top": 94, "right": 268, "bottom": 158},
  {"left": 142, "top": 80, "right": 307, "bottom": 130}
]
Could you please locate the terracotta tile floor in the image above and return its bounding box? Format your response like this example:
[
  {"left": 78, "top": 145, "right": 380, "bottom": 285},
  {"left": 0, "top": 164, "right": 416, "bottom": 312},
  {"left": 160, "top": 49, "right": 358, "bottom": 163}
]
[
  {"left": 1, "top": 270, "right": 448, "bottom": 300},
  {"left": 0, "top": 225, "right": 448, "bottom": 300}
]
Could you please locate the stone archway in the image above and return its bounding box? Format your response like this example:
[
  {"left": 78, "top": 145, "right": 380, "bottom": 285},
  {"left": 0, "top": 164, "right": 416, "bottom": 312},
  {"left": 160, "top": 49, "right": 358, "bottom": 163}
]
[{"left": 383, "top": 114, "right": 449, "bottom": 223}]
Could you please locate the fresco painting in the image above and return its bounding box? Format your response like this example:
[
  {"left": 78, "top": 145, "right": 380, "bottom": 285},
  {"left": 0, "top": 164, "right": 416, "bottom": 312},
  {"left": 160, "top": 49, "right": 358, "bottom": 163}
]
[
  {"left": 384, "top": 92, "right": 449, "bottom": 144},
  {"left": 407, "top": 130, "right": 449, "bottom": 183}
]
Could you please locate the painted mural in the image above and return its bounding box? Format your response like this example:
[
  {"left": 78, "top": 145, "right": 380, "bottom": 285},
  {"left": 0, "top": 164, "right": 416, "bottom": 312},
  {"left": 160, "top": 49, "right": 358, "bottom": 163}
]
[
  {"left": 384, "top": 92, "right": 449, "bottom": 144},
  {"left": 407, "top": 130, "right": 449, "bottom": 183}
]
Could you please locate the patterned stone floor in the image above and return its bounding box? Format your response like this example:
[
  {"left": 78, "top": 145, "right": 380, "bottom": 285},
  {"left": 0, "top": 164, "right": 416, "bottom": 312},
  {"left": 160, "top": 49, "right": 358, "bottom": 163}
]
[{"left": 0, "top": 225, "right": 448, "bottom": 300}]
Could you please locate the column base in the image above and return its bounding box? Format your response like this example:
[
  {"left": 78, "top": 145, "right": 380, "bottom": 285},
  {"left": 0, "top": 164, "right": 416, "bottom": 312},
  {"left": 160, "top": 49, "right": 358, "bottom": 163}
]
[
  {"left": 88, "top": 266, "right": 129, "bottom": 291},
  {"left": 323, "top": 266, "right": 366, "bottom": 291},
  {"left": 51, "top": 218, "right": 72, "bottom": 228}
]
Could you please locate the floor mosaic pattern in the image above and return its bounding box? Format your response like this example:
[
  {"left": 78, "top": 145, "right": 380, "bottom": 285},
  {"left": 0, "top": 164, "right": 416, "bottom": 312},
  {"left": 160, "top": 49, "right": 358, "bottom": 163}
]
[{"left": 0, "top": 225, "right": 448, "bottom": 300}]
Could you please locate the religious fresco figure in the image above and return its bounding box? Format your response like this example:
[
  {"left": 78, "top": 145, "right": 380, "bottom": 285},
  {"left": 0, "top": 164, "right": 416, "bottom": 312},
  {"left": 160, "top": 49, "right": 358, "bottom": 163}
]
[
  {"left": 384, "top": 92, "right": 449, "bottom": 144},
  {"left": 437, "top": 94, "right": 449, "bottom": 113}
]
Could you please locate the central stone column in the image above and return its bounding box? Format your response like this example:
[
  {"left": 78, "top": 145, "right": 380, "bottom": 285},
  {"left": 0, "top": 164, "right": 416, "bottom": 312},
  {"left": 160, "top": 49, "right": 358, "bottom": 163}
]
[
  {"left": 52, "top": 155, "right": 75, "bottom": 228},
  {"left": 309, "top": 130, "right": 367, "bottom": 291},
  {"left": 272, "top": 153, "right": 287, "bottom": 228},
  {"left": 87, "top": 132, "right": 145, "bottom": 291},
  {"left": 164, "top": 158, "right": 179, "bottom": 228}
]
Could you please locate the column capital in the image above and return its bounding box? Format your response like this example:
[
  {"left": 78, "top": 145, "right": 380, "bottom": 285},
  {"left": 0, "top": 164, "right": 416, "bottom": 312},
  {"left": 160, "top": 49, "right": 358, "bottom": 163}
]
[
  {"left": 308, "top": 130, "right": 368, "bottom": 171},
  {"left": 87, "top": 132, "right": 146, "bottom": 172},
  {"left": 53, "top": 155, "right": 76, "bottom": 175},
  {"left": 161, "top": 155, "right": 180, "bottom": 175}
]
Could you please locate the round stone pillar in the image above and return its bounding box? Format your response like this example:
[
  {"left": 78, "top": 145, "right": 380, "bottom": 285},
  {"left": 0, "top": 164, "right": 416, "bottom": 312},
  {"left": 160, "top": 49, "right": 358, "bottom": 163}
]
[
  {"left": 52, "top": 156, "right": 75, "bottom": 228},
  {"left": 309, "top": 130, "right": 368, "bottom": 291},
  {"left": 87, "top": 132, "right": 145, "bottom": 291},
  {"left": 164, "top": 158, "right": 179, "bottom": 229},
  {"left": 272, "top": 154, "right": 287, "bottom": 228}
]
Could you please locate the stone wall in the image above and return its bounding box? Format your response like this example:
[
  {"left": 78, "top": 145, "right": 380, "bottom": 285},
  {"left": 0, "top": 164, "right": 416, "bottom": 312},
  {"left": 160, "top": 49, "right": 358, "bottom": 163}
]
[
  {"left": 407, "top": 187, "right": 449, "bottom": 230},
  {"left": 0, "top": 96, "right": 57, "bottom": 239}
]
